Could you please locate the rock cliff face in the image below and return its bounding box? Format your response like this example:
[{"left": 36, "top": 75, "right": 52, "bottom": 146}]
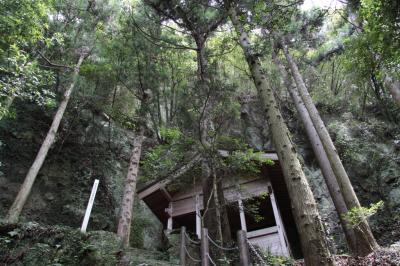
[
  {"left": 0, "top": 101, "right": 163, "bottom": 250},
  {"left": 0, "top": 96, "right": 398, "bottom": 258},
  {"left": 239, "top": 97, "right": 400, "bottom": 251},
  {"left": 324, "top": 113, "right": 400, "bottom": 247}
]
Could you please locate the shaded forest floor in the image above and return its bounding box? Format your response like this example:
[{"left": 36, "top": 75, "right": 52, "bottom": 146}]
[{"left": 1, "top": 222, "right": 400, "bottom": 265}]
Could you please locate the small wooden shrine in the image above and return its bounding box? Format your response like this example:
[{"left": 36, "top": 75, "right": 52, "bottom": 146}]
[{"left": 138, "top": 152, "right": 303, "bottom": 258}]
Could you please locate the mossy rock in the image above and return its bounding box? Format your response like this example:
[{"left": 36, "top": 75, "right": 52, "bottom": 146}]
[
  {"left": 0, "top": 222, "right": 121, "bottom": 266},
  {"left": 86, "top": 230, "right": 121, "bottom": 265}
]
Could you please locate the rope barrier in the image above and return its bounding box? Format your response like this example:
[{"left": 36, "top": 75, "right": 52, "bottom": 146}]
[
  {"left": 247, "top": 239, "right": 267, "bottom": 266},
  {"left": 184, "top": 245, "right": 201, "bottom": 262},
  {"left": 206, "top": 253, "right": 217, "bottom": 266},
  {"left": 184, "top": 231, "right": 200, "bottom": 245},
  {"left": 207, "top": 235, "right": 238, "bottom": 251}
]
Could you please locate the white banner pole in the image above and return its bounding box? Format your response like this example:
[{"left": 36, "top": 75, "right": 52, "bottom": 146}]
[{"left": 80, "top": 179, "right": 99, "bottom": 233}]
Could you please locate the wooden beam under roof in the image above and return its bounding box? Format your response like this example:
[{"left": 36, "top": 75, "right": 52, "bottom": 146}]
[{"left": 137, "top": 151, "right": 278, "bottom": 200}]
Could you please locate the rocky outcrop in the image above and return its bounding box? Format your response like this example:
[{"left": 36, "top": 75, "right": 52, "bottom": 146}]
[
  {"left": 0, "top": 222, "right": 177, "bottom": 265},
  {"left": 237, "top": 95, "right": 400, "bottom": 252},
  {"left": 0, "top": 101, "right": 163, "bottom": 249},
  {"left": 325, "top": 114, "right": 400, "bottom": 246},
  {"left": 1, "top": 95, "right": 398, "bottom": 259},
  {"left": 239, "top": 95, "right": 274, "bottom": 151}
]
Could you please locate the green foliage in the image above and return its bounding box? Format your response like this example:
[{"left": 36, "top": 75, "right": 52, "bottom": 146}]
[
  {"left": 216, "top": 135, "right": 247, "bottom": 151},
  {"left": 343, "top": 201, "right": 384, "bottom": 227},
  {"left": 327, "top": 121, "right": 361, "bottom": 163},
  {"left": 1, "top": 0, "right": 399, "bottom": 257},
  {"left": 141, "top": 144, "right": 176, "bottom": 181},
  {"left": 159, "top": 127, "right": 182, "bottom": 143},
  {"left": 0, "top": 0, "right": 51, "bottom": 51},
  {"left": 0, "top": 222, "right": 120, "bottom": 266},
  {"left": 130, "top": 203, "right": 153, "bottom": 248},
  {"left": 0, "top": 0, "right": 61, "bottom": 118},
  {"left": 0, "top": 46, "right": 56, "bottom": 109},
  {"left": 225, "top": 149, "right": 274, "bottom": 174},
  {"left": 80, "top": 62, "right": 114, "bottom": 81},
  {"left": 260, "top": 249, "right": 295, "bottom": 266},
  {"left": 358, "top": 0, "right": 400, "bottom": 69},
  {"left": 141, "top": 127, "right": 193, "bottom": 181},
  {"left": 243, "top": 193, "right": 269, "bottom": 223},
  {"left": 342, "top": 0, "right": 400, "bottom": 109},
  {"left": 249, "top": 0, "right": 300, "bottom": 33}
]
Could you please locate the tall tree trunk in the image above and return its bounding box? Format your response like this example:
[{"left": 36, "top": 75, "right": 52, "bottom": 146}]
[
  {"left": 227, "top": 4, "right": 334, "bottom": 265},
  {"left": 194, "top": 35, "right": 227, "bottom": 244},
  {"left": 201, "top": 159, "right": 219, "bottom": 240},
  {"left": 117, "top": 128, "right": 144, "bottom": 248},
  {"left": 212, "top": 171, "right": 223, "bottom": 244},
  {"left": 217, "top": 177, "right": 232, "bottom": 244},
  {"left": 6, "top": 54, "right": 85, "bottom": 223},
  {"left": 272, "top": 49, "right": 360, "bottom": 254},
  {"left": 280, "top": 38, "right": 378, "bottom": 255}
]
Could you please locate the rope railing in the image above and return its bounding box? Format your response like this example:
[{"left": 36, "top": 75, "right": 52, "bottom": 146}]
[
  {"left": 206, "top": 234, "right": 238, "bottom": 251},
  {"left": 184, "top": 231, "right": 200, "bottom": 245},
  {"left": 181, "top": 227, "right": 253, "bottom": 265},
  {"left": 184, "top": 245, "right": 201, "bottom": 263},
  {"left": 247, "top": 239, "right": 267, "bottom": 266},
  {"left": 206, "top": 253, "right": 217, "bottom": 266}
]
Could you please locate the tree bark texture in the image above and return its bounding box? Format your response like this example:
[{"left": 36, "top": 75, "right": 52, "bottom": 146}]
[
  {"left": 217, "top": 178, "right": 232, "bottom": 244},
  {"left": 280, "top": 39, "right": 378, "bottom": 255},
  {"left": 227, "top": 4, "right": 334, "bottom": 265},
  {"left": 272, "top": 50, "right": 359, "bottom": 254},
  {"left": 201, "top": 160, "right": 220, "bottom": 243},
  {"left": 117, "top": 130, "right": 144, "bottom": 248},
  {"left": 212, "top": 172, "right": 223, "bottom": 244},
  {"left": 194, "top": 34, "right": 227, "bottom": 245},
  {"left": 6, "top": 54, "right": 85, "bottom": 223}
]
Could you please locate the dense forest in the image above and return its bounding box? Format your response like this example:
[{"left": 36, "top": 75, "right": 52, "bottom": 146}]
[{"left": 0, "top": 0, "right": 399, "bottom": 265}]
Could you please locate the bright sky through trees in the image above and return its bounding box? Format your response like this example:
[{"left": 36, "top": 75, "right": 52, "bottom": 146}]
[{"left": 301, "top": 0, "right": 344, "bottom": 11}]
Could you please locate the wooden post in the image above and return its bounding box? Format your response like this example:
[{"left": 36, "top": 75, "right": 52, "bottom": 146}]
[
  {"left": 196, "top": 194, "right": 201, "bottom": 239},
  {"left": 268, "top": 185, "right": 290, "bottom": 256},
  {"left": 237, "top": 230, "right": 250, "bottom": 266},
  {"left": 80, "top": 179, "right": 99, "bottom": 233},
  {"left": 167, "top": 216, "right": 173, "bottom": 232},
  {"left": 201, "top": 228, "right": 210, "bottom": 266},
  {"left": 166, "top": 202, "right": 173, "bottom": 233},
  {"left": 238, "top": 198, "right": 247, "bottom": 231},
  {"left": 180, "top": 226, "right": 186, "bottom": 266}
]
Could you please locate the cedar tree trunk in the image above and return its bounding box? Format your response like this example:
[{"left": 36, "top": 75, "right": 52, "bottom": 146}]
[
  {"left": 280, "top": 38, "right": 378, "bottom": 255},
  {"left": 117, "top": 129, "right": 144, "bottom": 248},
  {"left": 194, "top": 34, "right": 226, "bottom": 244},
  {"left": 227, "top": 4, "right": 334, "bottom": 265},
  {"left": 6, "top": 54, "right": 85, "bottom": 223},
  {"left": 272, "top": 49, "right": 359, "bottom": 254}
]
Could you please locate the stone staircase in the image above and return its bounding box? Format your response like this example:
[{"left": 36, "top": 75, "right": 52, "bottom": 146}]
[{"left": 124, "top": 248, "right": 180, "bottom": 266}]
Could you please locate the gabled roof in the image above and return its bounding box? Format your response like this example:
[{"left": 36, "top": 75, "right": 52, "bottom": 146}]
[{"left": 137, "top": 151, "right": 279, "bottom": 224}]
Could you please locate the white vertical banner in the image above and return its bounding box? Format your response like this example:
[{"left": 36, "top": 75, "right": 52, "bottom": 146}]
[{"left": 80, "top": 179, "right": 99, "bottom": 233}]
